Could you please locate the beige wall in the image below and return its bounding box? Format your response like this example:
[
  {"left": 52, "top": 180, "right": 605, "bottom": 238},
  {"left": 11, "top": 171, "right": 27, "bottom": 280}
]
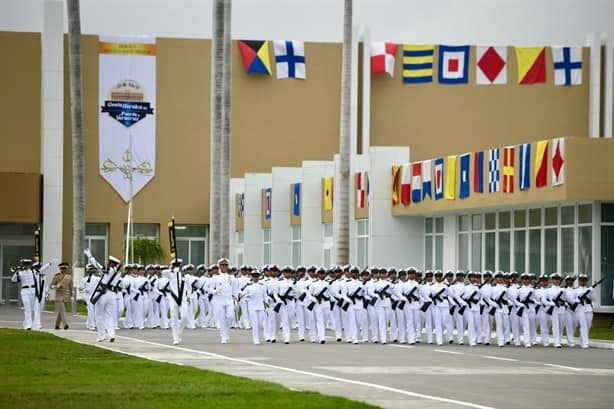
[
  {"left": 371, "top": 47, "right": 590, "bottom": 162},
  {"left": 0, "top": 32, "right": 41, "bottom": 174},
  {"left": 0, "top": 173, "right": 40, "bottom": 222}
]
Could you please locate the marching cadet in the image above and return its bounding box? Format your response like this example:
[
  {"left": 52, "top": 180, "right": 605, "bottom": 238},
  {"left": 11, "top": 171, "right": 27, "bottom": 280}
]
[
  {"left": 400, "top": 268, "right": 420, "bottom": 344},
  {"left": 328, "top": 268, "right": 344, "bottom": 342},
  {"left": 343, "top": 266, "right": 363, "bottom": 344},
  {"left": 372, "top": 268, "right": 394, "bottom": 344},
  {"left": 293, "top": 266, "right": 311, "bottom": 342},
  {"left": 210, "top": 258, "right": 238, "bottom": 344},
  {"left": 181, "top": 264, "right": 197, "bottom": 329},
  {"left": 275, "top": 266, "right": 296, "bottom": 344},
  {"left": 195, "top": 264, "right": 209, "bottom": 328},
  {"left": 32, "top": 260, "right": 53, "bottom": 328},
  {"left": 237, "top": 265, "right": 252, "bottom": 330},
  {"left": 86, "top": 251, "right": 121, "bottom": 343},
  {"left": 357, "top": 269, "right": 371, "bottom": 343},
  {"left": 392, "top": 269, "right": 407, "bottom": 344},
  {"left": 535, "top": 274, "right": 551, "bottom": 346},
  {"left": 547, "top": 273, "right": 567, "bottom": 348},
  {"left": 516, "top": 273, "right": 536, "bottom": 347},
  {"left": 450, "top": 271, "right": 468, "bottom": 344},
  {"left": 156, "top": 265, "right": 171, "bottom": 329},
  {"left": 50, "top": 261, "right": 73, "bottom": 330},
  {"left": 479, "top": 271, "right": 494, "bottom": 345},
  {"left": 462, "top": 272, "right": 481, "bottom": 347},
  {"left": 165, "top": 259, "right": 190, "bottom": 345},
  {"left": 79, "top": 264, "right": 100, "bottom": 330},
  {"left": 121, "top": 264, "right": 134, "bottom": 329},
  {"left": 430, "top": 270, "right": 451, "bottom": 346},
  {"left": 11, "top": 259, "right": 41, "bottom": 330},
  {"left": 490, "top": 271, "right": 512, "bottom": 347},
  {"left": 130, "top": 265, "right": 147, "bottom": 330},
  {"left": 239, "top": 269, "right": 267, "bottom": 344},
  {"left": 563, "top": 275, "right": 577, "bottom": 347},
  {"left": 147, "top": 265, "right": 160, "bottom": 329},
  {"left": 574, "top": 274, "right": 593, "bottom": 348},
  {"left": 507, "top": 272, "right": 522, "bottom": 346},
  {"left": 365, "top": 267, "right": 379, "bottom": 343},
  {"left": 419, "top": 270, "right": 434, "bottom": 344},
  {"left": 264, "top": 265, "right": 280, "bottom": 342},
  {"left": 308, "top": 267, "right": 331, "bottom": 344}
]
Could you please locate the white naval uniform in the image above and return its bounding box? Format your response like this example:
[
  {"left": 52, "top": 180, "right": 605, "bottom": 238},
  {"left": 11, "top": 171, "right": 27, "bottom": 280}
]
[
  {"left": 547, "top": 285, "right": 568, "bottom": 347},
  {"left": 94, "top": 267, "right": 121, "bottom": 341},
  {"left": 573, "top": 285, "right": 594, "bottom": 348},
  {"left": 130, "top": 275, "right": 147, "bottom": 330},
  {"left": 430, "top": 281, "right": 452, "bottom": 345},
  {"left": 156, "top": 275, "right": 171, "bottom": 329},
  {"left": 365, "top": 279, "right": 379, "bottom": 342},
  {"left": 517, "top": 285, "right": 536, "bottom": 347},
  {"left": 449, "top": 282, "right": 467, "bottom": 344},
  {"left": 490, "top": 284, "right": 513, "bottom": 346},
  {"left": 479, "top": 283, "right": 494, "bottom": 344},
  {"left": 344, "top": 278, "right": 365, "bottom": 343},
  {"left": 276, "top": 278, "right": 296, "bottom": 343},
  {"left": 165, "top": 269, "right": 190, "bottom": 344},
  {"left": 328, "top": 279, "right": 344, "bottom": 340},
  {"left": 80, "top": 273, "right": 100, "bottom": 329},
  {"left": 121, "top": 275, "right": 134, "bottom": 329},
  {"left": 373, "top": 280, "right": 394, "bottom": 344},
  {"left": 263, "top": 277, "right": 279, "bottom": 341},
  {"left": 237, "top": 275, "right": 252, "bottom": 329},
  {"left": 210, "top": 272, "right": 238, "bottom": 343},
  {"left": 399, "top": 279, "right": 420, "bottom": 344},
  {"left": 11, "top": 268, "right": 41, "bottom": 330},
  {"left": 294, "top": 277, "right": 313, "bottom": 341},
  {"left": 563, "top": 286, "right": 578, "bottom": 346},
  {"left": 419, "top": 282, "right": 434, "bottom": 344},
  {"left": 241, "top": 281, "right": 267, "bottom": 344},
  {"left": 196, "top": 275, "right": 210, "bottom": 327},
  {"left": 462, "top": 284, "right": 481, "bottom": 346},
  {"left": 507, "top": 283, "right": 521, "bottom": 345},
  {"left": 309, "top": 278, "right": 330, "bottom": 342}
]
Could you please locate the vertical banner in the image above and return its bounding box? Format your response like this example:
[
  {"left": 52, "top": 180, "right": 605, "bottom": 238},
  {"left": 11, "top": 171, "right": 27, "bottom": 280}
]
[
  {"left": 168, "top": 218, "right": 177, "bottom": 259},
  {"left": 33, "top": 227, "right": 41, "bottom": 262},
  {"left": 99, "top": 36, "right": 156, "bottom": 202}
]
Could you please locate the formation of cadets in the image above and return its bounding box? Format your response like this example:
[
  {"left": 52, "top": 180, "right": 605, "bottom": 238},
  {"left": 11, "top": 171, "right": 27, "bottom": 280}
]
[{"left": 79, "top": 251, "right": 598, "bottom": 349}]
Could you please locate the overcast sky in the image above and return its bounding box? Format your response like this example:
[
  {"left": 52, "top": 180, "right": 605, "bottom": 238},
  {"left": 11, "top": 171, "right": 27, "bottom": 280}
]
[{"left": 2, "top": 0, "right": 613, "bottom": 45}]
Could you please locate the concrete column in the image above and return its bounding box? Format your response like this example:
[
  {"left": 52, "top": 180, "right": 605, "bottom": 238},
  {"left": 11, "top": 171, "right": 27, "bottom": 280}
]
[
  {"left": 442, "top": 214, "right": 457, "bottom": 271},
  {"left": 243, "top": 173, "right": 271, "bottom": 266},
  {"left": 604, "top": 33, "right": 613, "bottom": 139},
  {"left": 271, "top": 167, "right": 302, "bottom": 266},
  {"left": 588, "top": 32, "right": 602, "bottom": 138},
  {"left": 349, "top": 154, "right": 369, "bottom": 266},
  {"left": 368, "top": 147, "right": 423, "bottom": 268},
  {"left": 41, "top": 0, "right": 64, "bottom": 269},
  {"left": 229, "top": 178, "right": 244, "bottom": 265},
  {"left": 300, "top": 161, "right": 334, "bottom": 266}
]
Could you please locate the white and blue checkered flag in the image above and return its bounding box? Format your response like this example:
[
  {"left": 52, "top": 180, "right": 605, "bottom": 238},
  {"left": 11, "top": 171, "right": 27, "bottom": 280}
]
[
  {"left": 488, "top": 148, "right": 500, "bottom": 193},
  {"left": 274, "top": 40, "right": 306, "bottom": 79}
]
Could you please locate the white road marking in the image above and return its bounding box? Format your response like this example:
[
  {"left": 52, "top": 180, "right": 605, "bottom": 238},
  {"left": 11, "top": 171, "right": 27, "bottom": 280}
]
[
  {"left": 388, "top": 344, "right": 415, "bottom": 349},
  {"left": 544, "top": 363, "right": 582, "bottom": 371},
  {"left": 483, "top": 356, "right": 519, "bottom": 362},
  {"left": 88, "top": 334, "right": 497, "bottom": 409},
  {"left": 434, "top": 349, "right": 465, "bottom": 355}
]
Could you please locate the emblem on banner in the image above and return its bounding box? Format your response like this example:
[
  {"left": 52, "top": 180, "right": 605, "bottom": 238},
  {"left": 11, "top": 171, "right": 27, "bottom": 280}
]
[{"left": 101, "top": 79, "right": 154, "bottom": 127}]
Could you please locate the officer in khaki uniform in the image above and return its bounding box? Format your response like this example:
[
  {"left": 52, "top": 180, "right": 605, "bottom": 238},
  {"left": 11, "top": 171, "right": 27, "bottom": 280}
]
[{"left": 50, "top": 262, "right": 72, "bottom": 329}]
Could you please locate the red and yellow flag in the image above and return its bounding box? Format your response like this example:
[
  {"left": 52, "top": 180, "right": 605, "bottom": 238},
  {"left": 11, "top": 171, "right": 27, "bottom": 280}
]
[
  {"left": 503, "top": 146, "right": 515, "bottom": 193},
  {"left": 535, "top": 140, "right": 549, "bottom": 187},
  {"left": 392, "top": 165, "right": 401, "bottom": 205},
  {"left": 515, "top": 47, "right": 546, "bottom": 84}
]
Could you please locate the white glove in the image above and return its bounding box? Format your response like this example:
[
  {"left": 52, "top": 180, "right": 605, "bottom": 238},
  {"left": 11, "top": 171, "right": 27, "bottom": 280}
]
[
  {"left": 50, "top": 258, "right": 59, "bottom": 265},
  {"left": 84, "top": 248, "right": 92, "bottom": 259}
]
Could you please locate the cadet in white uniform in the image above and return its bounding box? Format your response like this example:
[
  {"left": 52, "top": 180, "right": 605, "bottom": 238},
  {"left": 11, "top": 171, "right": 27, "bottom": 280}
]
[
  {"left": 156, "top": 266, "right": 171, "bottom": 329},
  {"left": 210, "top": 258, "right": 238, "bottom": 344},
  {"left": 240, "top": 270, "right": 267, "bottom": 344},
  {"left": 165, "top": 259, "right": 190, "bottom": 345},
  {"left": 85, "top": 251, "right": 121, "bottom": 343},
  {"left": 516, "top": 273, "right": 537, "bottom": 347},
  {"left": 462, "top": 272, "right": 482, "bottom": 347},
  {"left": 11, "top": 259, "right": 41, "bottom": 330},
  {"left": 79, "top": 264, "right": 100, "bottom": 330},
  {"left": 308, "top": 268, "right": 331, "bottom": 344},
  {"left": 547, "top": 273, "right": 567, "bottom": 348},
  {"left": 574, "top": 274, "right": 594, "bottom": 348}
]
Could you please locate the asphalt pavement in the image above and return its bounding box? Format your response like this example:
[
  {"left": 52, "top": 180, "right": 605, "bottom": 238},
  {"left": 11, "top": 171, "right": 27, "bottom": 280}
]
[{"left": 1, "top": 306, "right": 613, "bottom": 409}]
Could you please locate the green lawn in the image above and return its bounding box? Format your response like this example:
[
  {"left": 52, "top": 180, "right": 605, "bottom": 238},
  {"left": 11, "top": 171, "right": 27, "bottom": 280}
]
[
  {"left": 590, "top": 327, "right": 614, "bottom": 341},
  {"left": 0, "top": 329, "right": 375, "bottom": 409}
]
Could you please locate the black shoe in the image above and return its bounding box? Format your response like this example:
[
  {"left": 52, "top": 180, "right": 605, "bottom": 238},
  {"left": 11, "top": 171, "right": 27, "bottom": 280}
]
[
  {"left": 393, "top": 339, "right": 398, "bottom": 344},
  {"left": 449, "top": 340, "right": 454, "bottom": 344},
  {"left": 109, "top": 338, "right": 115, "bottom": 343},
  {"left": 299, "top": 338, "right": 305, "bottom": 342},
  {"left": 64, "top": 325, "right": 69, "bottom": 330},
  {"left": 266, "top": 339, "right": 271, "bottom": 342},
  {"left": 336, "top": 338, "right": 342, "bottom": 342},
  {"left": 284, "top": 341, "right": 289, "bottom": 344},
  {"left": 55, "top": 326, "right": 60, "bottom": 330},
  {"left": 26, "top": 328, "right": 31, "bottom": 331},
  {"left": 271, "top": 339, "right": 276, "bottom": 343},
  {"left": 320, "top": 340, "right": 325, "bottom": 344}
]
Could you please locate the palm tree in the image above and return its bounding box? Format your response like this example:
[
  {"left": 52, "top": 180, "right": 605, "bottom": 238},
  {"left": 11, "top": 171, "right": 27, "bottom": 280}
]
[
  {"left": 220, "top": 0, "right": 232, "bottom": 259},
  {"left": 334, "top": 0, "right": 353, "bottom": 265},
  {"left": 66, "top": 0, "right": 85, "bottom": 269},
  {"left": 209, "top": 0, "right": 224, "bottom": 262}
]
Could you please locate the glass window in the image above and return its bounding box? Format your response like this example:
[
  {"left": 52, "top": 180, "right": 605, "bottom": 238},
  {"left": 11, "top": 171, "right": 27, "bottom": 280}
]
[
  {"left": 529, "top": 208, "right": 542, "bottom": 227},
  {"left": 175, "top": 225, "right": 207, "bottom": 237},
  {"left": 458, "top": 215, "right": 469, "bottom": 232},
  {"left": 485, "top": 232, "right": 495, "bottom": 270},
  {"left": 357, "top": 237, "right": 368, "bottom": 268},
  {"left": 435, "top": 218, "right": 444, "bottom": 234},
  {"left": 600, "top": 225, "right": 614, "bottom": 306},
  {"left": 499, "top": 211, "right": 511, "bottom": 229},
  {"left": 499, "top": 231, "right": 510, "bottom": 271},
  {"left": 435, "top": 235, "right": 443, "bottom": 270},
  {"left": 514, "top": 230, "right": 526, "bottom": 272},
  {"left": 357, "top": 220, "right": 368, "bottom": 236},
  {"left": 323, "top": 248, "right": 332, "bottom": 268},
  {"left": 175, "top": 224, "right": 208, "bottom": 265},
  {"left": 425, "top": 236, "right": 433, "bottom": 270},
  {"left": 578, "top": 226, "right": 592, "bottom": 279},
  {"left": 561, "top": 206, "right": 575, "bottom": 225},
  {"left": 545, "top": 207, "right": 558, "bottom": 226},
  {"left": 85, "top": 223, "right": 108, "bottom": 265},
  {"left": 0, "top": 223, "right": 38, "bottom": 237},
  {"left": 291, "top": 226, "right": 301, "bottom": 266},
  {"left": 458, "top": 234, "right": 469, "bottom": 271},
  {"left": 471, "top": 233, "right": 482, "bottom": 271},
  {"left": 237, "top": 231, "right": 244, "bottom": 244},
  {"left": 578, "top": 204, "right": 593, "bottom": 224},
  {"left": 561, "top": 227, "right": 574, "bottom": 273},
  {"left": 425, "top": 218, "right": 433, "bottom": 234},
  {"left": 292, "top": 225, "right": 301, "bottom": 241},
  {"left": 514, "top": 210, "right": 526, "bottom": 228},
  {"left": 544, "top": 228, "right": 557, "bottom": 274},
  {"left": 86, "top": 223, "right": 107, "bottom": 236},
  {"left": 263, "top": 228, "right": 271, "bottom": 242},
  {"left": 602, "top": 203, "right": 614, "bottom": 223},
  {"left": 485, "top": 213, "right": 496, "bottom": 230},
  {"left": 472, "top": 215, "right": 482, "bottom": 230},
  {"left": 323, "top": 223, "right": 333, "bottom": 237},
  {"left": 263, "top": 228, "right": 272, "bottom": 264},
  {"left": 529, "top": 230, "right": 541, "bottom": 274},
  {"left": 124, "top": 223, "right": 159, "bottom": 239}
]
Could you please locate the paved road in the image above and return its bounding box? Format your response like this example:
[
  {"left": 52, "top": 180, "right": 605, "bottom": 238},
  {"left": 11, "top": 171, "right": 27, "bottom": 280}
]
[{"left": 2, "top": 307, "right": 613, "bottom": 409}]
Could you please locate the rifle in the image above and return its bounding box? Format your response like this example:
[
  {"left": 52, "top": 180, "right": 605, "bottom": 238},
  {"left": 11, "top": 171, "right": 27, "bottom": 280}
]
[
  {"left": 404, "top": 286, "right": 419, "bottom": 303},
  {"left": 516, "top": 291, "right": 534, "bottom": 317},
  {"left": 348, "top": 286, "right": 363, "bottom": 304},
  {"left": 168, "top": 217, "right": 178, "bottom": 260},
  {"left": 546, "top": 291, "right": 565, "bottom": 315},
  {"left": 431, "top": 288, "right": 446, "bottom": 304},
  {"left": 90, "top": 268, "right": 118, "bottom": 305},
  {"left": 391, "top": 299, "right": 398, "bottom": 311},
  {"left": 375, "top": 284, "right": 391, "bottom": 299},
  {"left": 420, "top": 301, "right": 432, "bottom": 312}
]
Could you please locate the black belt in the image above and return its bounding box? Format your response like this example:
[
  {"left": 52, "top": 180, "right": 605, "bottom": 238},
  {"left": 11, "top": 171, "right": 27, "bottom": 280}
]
[
  {"left": 103, "top": 283, "right": 119, "bottom": 292},
  {"left": 22, "top": 285, "right": 35, "bottom": 289}
]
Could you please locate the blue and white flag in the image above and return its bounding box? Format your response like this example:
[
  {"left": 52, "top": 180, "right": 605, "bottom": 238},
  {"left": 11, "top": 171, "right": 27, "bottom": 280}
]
[
  {"left": 488, "top": 148, "right": 500, "bottom": 193},
  {"left": 422, "top": 160, "right": 432, "bottom": 200},
  {"left": 274, "top": 40, "right": 306, "bottom": 79},
  {"left": 265, "top": 187, "right": 272, "bottom": 219},
  {"left": 438, "top": 45, "right": 470, "bottom": 84},
  {"left": 519, "top": 143, "right": 531, "bottom": 190},
  {"left": 459, "top": 153, "right": 470, "bottom": 199},
  {"left": 292, "top": 183, "right": 301, "bottom": 216},
  {"left": 434, "top": 158, "right": 444, "bottom": 200},
  {"left": 238, "top": 193, "right": 245, "bottom": 217},
  {"left": 552, "top": 46, "right": 582, "bottom": 86}
]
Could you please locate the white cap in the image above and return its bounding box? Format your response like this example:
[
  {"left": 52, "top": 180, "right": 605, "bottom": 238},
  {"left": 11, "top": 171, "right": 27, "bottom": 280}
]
[
  {"left": 218, "top": 257, "right": 230, "bottom": 265},
  {"left": 109, "top": 256, "right": 121, "bottom": 264}
]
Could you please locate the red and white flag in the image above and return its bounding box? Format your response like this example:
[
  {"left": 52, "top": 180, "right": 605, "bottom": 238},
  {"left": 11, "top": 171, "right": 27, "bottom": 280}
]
[
  {"left": 551, "top": 137, "right": 565, "bottom": 186},
  {"left": 400, "top": 164, "right": 411, "bottom": 205},
  {"left": 371, "top": 42, "right": 398, "bottom": 76},
  {"left": 411, "top": 162, "right": 422, "bottom": 203},
  {"left": 355, "top": 171, "right": 368, "bottom": 209},
  {"left": 476, "top": 46, "right": 507, "bottom": 85}
]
